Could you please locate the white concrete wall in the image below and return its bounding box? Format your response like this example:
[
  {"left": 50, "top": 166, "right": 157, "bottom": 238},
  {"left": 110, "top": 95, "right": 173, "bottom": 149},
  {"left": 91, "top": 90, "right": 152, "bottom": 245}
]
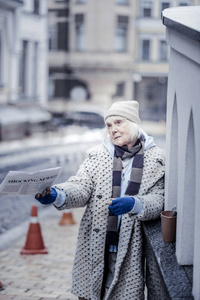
[{"left": 163, "top": 6, "right": 200, "bottom": 299}]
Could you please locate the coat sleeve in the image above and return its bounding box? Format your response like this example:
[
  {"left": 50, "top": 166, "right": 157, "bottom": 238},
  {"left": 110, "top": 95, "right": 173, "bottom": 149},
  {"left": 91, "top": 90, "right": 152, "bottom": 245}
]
[
  {"left": 53, "top": 155, "right": 95, "bottom": 210},
  {"left": 129, "top": 146, "right": 165, "bottom": 221},
  {"left": 133, "top": 177, "right": 164, "bottom": 221}
]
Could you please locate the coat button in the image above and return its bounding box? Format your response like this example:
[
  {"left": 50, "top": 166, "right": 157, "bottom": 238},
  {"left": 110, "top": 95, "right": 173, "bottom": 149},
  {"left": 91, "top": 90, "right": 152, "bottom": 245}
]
[
  {"left": 97, "top": 195, "right": 102, "bottom": 199},
  {"left": 94, "top": 228, "right": 100, "bottom": 233}
]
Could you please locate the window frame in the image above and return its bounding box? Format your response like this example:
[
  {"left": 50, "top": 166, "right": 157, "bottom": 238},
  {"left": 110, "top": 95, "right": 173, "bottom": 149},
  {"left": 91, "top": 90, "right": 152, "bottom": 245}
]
[
  {"left": 115, "top": 0, "right": 129, "bottom": 6},
  {"left": 76, "top": 0, "right": 86, "bottom": 4},
  {"left": 0, "top": 30, "right": 2, "bottom": 86},
  {"left": 140, "top": 1, "right": 153, "bottom": 17},
  {"left": 33, "top": 0, "right": 40, "bottom": 15},
  {"left": 142, "top": 39, "right": 151, "bottom": 61},
  {"left": 161, "top": 1, "right": 170, "bottom": 13},
  {"left": 115, "top": 15, "right": 129, "bottom": 52},
  {"left": 75, "top": 14, "right": 85, "bottom": 51},
  {"left": 48, "top": 25, "right": 58, "bottom": 50},
  {"left": 19, "top": 40, "right": 28, "bottom": 95},
  {"left": 178, "top": 1, "right": 191, "bottom": 6},
  {"left": 159, "top": 39, "right": 168, "bottom": 62}
]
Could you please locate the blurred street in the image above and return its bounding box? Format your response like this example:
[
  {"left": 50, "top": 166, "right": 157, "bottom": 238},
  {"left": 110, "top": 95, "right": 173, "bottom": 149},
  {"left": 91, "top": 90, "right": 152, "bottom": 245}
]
[{"left": 0, "top": 126, "right": 102, "bottom": 237}]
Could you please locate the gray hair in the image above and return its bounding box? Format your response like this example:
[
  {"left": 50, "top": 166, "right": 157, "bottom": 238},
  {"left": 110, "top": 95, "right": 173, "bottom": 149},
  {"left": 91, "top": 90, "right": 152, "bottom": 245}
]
[
  {"left": 102, "top": 118, "right": 141, "bottom": 142},
  {"left": 126, "top": 119, "right": 141, "bottom": 140}
]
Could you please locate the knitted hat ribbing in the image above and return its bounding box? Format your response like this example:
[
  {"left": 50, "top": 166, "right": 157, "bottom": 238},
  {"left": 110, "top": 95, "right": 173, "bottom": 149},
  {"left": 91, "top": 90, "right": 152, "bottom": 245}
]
[{"left": 104, "top": 100, "right": 141, "bottom": 124}]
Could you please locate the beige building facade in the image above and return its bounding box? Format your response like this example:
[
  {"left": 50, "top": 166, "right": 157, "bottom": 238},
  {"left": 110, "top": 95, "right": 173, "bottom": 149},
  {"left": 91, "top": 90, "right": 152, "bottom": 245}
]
[{"left": 48, "top": 0, "right": 200, "bottom": 119}]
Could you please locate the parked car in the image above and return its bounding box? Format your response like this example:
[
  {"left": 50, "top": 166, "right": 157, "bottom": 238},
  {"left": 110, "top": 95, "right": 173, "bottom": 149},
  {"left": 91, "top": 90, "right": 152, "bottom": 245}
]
[
  {"left": 63, "top": 109, "right": 105, "bottom": 128},
  {"left": 51, "top": 106, "right": 105, "bottom": 129}
]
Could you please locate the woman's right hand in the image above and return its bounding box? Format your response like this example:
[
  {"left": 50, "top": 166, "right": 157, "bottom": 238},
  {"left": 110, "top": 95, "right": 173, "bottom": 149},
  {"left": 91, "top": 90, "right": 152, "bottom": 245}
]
[{"left": 35, "top": 187, "right": 57, "bottom": 205}]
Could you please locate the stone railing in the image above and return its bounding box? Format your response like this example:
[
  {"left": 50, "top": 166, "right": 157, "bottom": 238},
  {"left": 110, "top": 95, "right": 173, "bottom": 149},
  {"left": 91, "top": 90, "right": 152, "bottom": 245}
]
[
  {"left": 163, "top": 6, "right": 200, "bottom": 299},
  {"left": 143, "top": 6, "right": 200, "bottom": 299}
]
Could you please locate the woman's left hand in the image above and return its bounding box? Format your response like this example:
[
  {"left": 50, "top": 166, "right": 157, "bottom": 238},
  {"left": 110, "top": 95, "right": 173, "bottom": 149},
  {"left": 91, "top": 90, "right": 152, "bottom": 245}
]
[{"left": 108, "top": 197, "right": 135, "bottom": 215}]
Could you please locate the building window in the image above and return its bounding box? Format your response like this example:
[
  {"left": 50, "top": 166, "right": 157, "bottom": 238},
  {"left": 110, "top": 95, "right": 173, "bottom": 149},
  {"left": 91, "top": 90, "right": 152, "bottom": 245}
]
[
  {"left": 48, "top": 76, "right": 55, "bottom": 99},
  {"left": 33, "top": 0, "right": 40, "bottom": 14},
  {"left": 115, "top": 15, "right": 129, "bottom": 52},
  {"left": 116, "top": 0, "right": 129, "bottom": 5},
  {"left": 57, "top": 9, "right": 69, "bottom": 17},
  {"left": 141, "top": 1, "right": 153, "bottom": 17},
  {"left": 179, "top": 2, "right": 189, "bottom": 5},
  {"left": 159, "top": 40, "right": 168, "bottom": 61},
  {"left": 0, "top": 31, "right": 2, "bottom": 85},
  {"left": 19, "top": 40, "right": 28, "bottom": 94},
  {"left": 32, "top": 42, "right": 38, "bottom": 98},
  {"left": 49, "top": 25, "right": 58, "bottom": 50},
  {"left": 58, "top": 22, "right": 69, "bottom": 51},
  {"left": 161, "top": 2, "right": 170, "bottom": 12},
  {"left": 146, "top": 85, "right": 154, "bottom": 101},
  {"left": 75, "top": 14, "right": 85, "bottom": 51},
  {"left": 114, "top": 82, "right": 125, "bottom": 97},
  {"left": 76, "top": 0, "right": 86, "bottom": 3},
  {"left": 142, "top": 39, "right": 150, "bottom": 61}
]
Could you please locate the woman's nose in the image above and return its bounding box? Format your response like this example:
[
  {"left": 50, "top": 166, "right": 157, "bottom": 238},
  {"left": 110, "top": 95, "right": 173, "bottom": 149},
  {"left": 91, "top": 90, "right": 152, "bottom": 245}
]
[{"left": 112, "top": 124, "right": 117, "bottom": 132}]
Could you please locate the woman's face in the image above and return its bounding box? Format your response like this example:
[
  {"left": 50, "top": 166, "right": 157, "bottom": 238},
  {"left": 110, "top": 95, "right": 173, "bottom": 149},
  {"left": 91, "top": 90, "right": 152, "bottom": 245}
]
[{"left": 105, "top": 116, "right": 137, "bottom": 148}]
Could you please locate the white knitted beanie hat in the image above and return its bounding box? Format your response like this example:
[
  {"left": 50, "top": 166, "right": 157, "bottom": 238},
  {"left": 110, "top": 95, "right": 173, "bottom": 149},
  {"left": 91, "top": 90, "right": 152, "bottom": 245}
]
[{"left": 104, "top": 100, "right": 141, "bottom": 124}]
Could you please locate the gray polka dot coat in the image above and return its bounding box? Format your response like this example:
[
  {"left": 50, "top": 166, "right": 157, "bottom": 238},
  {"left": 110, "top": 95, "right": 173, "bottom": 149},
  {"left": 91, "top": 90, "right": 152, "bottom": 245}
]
[{"left": 54, "top": 143, "right": 165, "bottom": 300}]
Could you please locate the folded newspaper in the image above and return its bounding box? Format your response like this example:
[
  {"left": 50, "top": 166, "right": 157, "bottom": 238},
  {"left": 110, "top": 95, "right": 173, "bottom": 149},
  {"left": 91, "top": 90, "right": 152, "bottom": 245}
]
[{"left": 0, "top": 167, "right": 62, "bottom": 195}]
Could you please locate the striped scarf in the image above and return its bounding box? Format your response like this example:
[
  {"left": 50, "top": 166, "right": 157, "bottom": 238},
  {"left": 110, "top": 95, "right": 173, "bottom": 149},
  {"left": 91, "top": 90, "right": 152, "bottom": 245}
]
[{"left": 106, "top": 136, "right": 144, "bottom": 247}]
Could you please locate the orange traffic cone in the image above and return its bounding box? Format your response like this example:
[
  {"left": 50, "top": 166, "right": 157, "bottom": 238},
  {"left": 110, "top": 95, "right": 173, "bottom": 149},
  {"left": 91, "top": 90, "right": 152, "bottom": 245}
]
[
  {"left": 20, "top": 205, "right": 48, "bottom": 255},
  {"left": 0, "top": 281, "right": 3, "bottom": 290},
  {"left": 59, "top": 212, "right": 76, "bottom": 225}
]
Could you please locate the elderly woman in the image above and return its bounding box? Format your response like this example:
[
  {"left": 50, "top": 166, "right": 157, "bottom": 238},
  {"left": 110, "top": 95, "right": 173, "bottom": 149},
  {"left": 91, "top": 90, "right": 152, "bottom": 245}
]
[{"left": 35, "top": 100, "right": 165, "bottom": 300}]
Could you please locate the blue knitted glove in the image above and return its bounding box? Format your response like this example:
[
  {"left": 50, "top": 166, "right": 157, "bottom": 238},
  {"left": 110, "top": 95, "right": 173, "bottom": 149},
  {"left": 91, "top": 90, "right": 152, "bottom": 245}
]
[
  {"left": 35, "top": 187, "right": 57, "bottom": 205},
  {"left": 109, "top": 197, "right": 135, "bottom": 216}
]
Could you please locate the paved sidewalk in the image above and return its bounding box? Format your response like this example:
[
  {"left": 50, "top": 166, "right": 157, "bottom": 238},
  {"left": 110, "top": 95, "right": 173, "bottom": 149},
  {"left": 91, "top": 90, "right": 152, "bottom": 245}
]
[
  {"left": 0, "top": 206, "right": 148, "bottom": 300},
  {"left": 0, "top": 207, "right": 84, "bottom": 300}
]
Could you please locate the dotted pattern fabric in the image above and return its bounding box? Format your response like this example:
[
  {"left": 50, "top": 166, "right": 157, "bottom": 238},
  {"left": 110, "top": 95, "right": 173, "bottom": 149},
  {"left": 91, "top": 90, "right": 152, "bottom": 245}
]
[{"left": 54, "top": 144, "right": 165, "bottom": 300}]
